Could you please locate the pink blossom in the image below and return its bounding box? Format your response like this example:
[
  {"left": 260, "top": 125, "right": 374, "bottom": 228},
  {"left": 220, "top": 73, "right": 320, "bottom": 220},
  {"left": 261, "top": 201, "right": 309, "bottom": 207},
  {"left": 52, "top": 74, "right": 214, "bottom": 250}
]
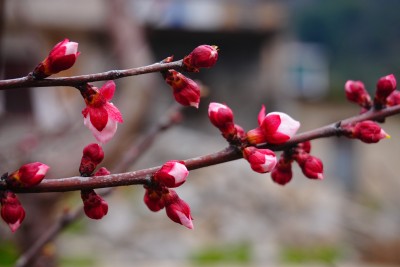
[
  {"left": 164, "top": 190, "right": 193, "bottom": 229},
  {"left": 247, "top": 105, "right": 300, "bottom": 145},
  {"left": 243, "top": 147, "right": 277, "bottom": 173},
  {"left": 6, "top": 162, "right": 50, "bottom": 188},
  {"left": 164, "top": 70, "right": 201, "bottom": 108},
  {"left": 154, "top": 160, "right": 189, "bottom": 188},
  {"left": 81, "top": 81, "right": 123, "bottom": 143},
  {"left": 0, "top": 191, "right": 25, "bottom": 232},
  {"left": 33, "top": 38, "right": 80, "bottom": 78},
  {"left": 183, "top": 45, "right": 218, "bottom": 72}
]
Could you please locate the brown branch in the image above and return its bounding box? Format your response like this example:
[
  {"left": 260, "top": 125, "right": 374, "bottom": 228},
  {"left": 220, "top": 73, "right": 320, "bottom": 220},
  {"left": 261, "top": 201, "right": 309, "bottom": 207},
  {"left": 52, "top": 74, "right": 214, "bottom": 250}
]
[
  {"left": 0, "top": 60, "right": 183, "bottom": 90},
  {"left": 2, "top": 104, "right": 400, "bottom": 194}
]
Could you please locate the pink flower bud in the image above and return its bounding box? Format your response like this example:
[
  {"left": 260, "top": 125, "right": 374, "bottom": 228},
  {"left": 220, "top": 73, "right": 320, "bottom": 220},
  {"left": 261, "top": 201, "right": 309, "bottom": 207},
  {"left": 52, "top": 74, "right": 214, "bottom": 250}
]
[
  {"left": 243, "top": 147, "right": 277, "bottom": 173},
  {"left": 248, "top": 105, "right": 300, "bottom": 145},
  {"left": 79, "top": 143, "right": 104, "bottom": 176},
  {"left": 163, "top": 190, "right": 193, "bottom": 229},
  {"left": 344, "top": 80, "right": 372, "bottom": 109},
  {"left": 33, "top": 39, "right": 80, "bottom": 78},
  {"left": 143, "top": 188, "right": 165, "bottom": 212},
  {"left": 165, "top": 70, "right": 201, "bottom": 108},
  {"left": 81, "top": 81, "right": 124, "bottom": 144},
  {"left": 375, "top": 74, "right": 397, "bottom": 106},
  {"left": 208, "top": 102, "right": 234, "bottom": 129},
  {"left": 1, "top": 191, "right": 25, "bottom": 232},
  {"left": 183, "top": 45, "right": 218, "bottom": 72},
  {"left": 296, "top": 153, "right": 324, "bottom": 180},
  {"left": 6, "top": 162, "right": 50, "bottom": 187},
  {"left": 154, "top": 160, "right": 189, "bottom": 188},
  {"left": 271, "top": 157, "right": 293, "bottom": 186},
  {"left": 387, "top": 90, "right": 400, "bottom": 106},
  {"left": 81, "top": 189, "right": 108, "bottom": 220},
  {"left": 350, "top": 120, "right": 390, "bottom": 143}
]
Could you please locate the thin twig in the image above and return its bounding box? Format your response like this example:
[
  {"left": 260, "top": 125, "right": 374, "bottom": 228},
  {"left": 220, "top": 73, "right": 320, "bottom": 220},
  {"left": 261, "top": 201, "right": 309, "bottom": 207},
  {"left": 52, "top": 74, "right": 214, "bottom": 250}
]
[
  {"left": 3, "top": 104, "right": 400, "bottom": 194},
  {"left": 0, "top": 60, "right": 183, "bottom": 90}
]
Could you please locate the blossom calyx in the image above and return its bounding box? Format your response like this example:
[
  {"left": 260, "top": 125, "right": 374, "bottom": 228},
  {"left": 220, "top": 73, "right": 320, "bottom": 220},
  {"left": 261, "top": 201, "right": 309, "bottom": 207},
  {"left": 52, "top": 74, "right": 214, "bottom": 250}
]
[
  {"left": 164, "top": 70, "right": 201, "bottom": 108},
  {"left": 243, "top": 147, "right": 277, "bottom": 174},
  {"left": 33, "top": 39, "right": 80, "bottom": 79},
  {"left": 81, "top": 81, "right": 124, "bottom": 143},
  {"left": 247, "top": 105, "right": 300, "bottom": 145},
  {"left": 344, "top": 80, "right": 372, "bottom": 109},
  {"left": 79, "top": 143, "right": 104, "bottom": 176},
  {"left": 183, "top": 45, "right": 218, "bottom": 72},
  {"left": 81, "top": 189, "right": 108, "bottom": 220},
  {"left": 163, "top": 189, "right": 193, "bottom": 229},
  {"left": 154, "top": 160, "right": 189, "bottom": 188},
  {"left": 375, "top": 74, "right": 397, "bottom": 106},
  {"left": 6, "top": 162, "right": 50, "bottom": 188},
  {"left": 1, "top": 191, "right": 25, "bottom": 232}
]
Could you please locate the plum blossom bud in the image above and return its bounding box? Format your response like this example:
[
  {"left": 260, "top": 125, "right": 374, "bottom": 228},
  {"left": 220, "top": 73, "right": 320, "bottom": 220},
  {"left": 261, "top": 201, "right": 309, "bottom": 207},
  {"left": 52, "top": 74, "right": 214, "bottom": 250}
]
[
  {"left": 296, "top": 154, "right": 324, "bottom": 180},
  {"left": 375, "top": 74, "right": 397, "bottom": 106},
  {"left": 81, "top": 189, "right": 108, "bottom": 220},
  {"left": 33, "top": 39, "right": 80, "bottom": 78},
  {"left": 347, "top": 120, "right": 390, "bottom": 143},
  {"left": 247, "top": 105, "right": 300, "bottom": 145},
  {"left": 344, "top": 80, "right": 372, "bottom": 109},
  {"left": 154, "top": 160, "right": 189, "bottom": 188},
  {"left": 243, "top": 147, "right": 277, "bottom": 173},
  {"left": 143, "top": 188, "right": 165, "bottom": 212},
  {"left": 183, "top": 45, "right": 218, "bottom": 72},
  {"left": 163, "top": 189, "right": 193, "bottom": 229},
  {"left": 208, "top": 102, "right": 236, "bottom": 139},
  {"left": 81, "top": 81, "right": 124, "bottom": 144},
  {"left": 271, "top": 157, "right": 293, "bottom": 186},
  {"left": 79, "top": 143, "right": 104, "bottom": 176},
  {"left": 6, "top": 162, "right": 50, "bottom": 188},
  {"left": 164, "top": 70, "right": 201, "bottom": 108},
  {"left": 1, "top": 191, "right": 25, "bottom": 232},
  {"left": 387, "top": 90, "right": 400, "bottom": 106}
]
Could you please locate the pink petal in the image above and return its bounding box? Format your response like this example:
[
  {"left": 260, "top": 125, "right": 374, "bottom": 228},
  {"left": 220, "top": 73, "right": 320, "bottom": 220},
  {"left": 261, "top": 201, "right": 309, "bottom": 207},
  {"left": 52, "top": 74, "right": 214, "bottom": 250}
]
[
  {"left": 257, "top": 105, "right": 266, "bottom": 125},
  {"left": 89, "top": 107, "right": 108, "bottom": 131},
  {"left": 100, "top": 81, "right": 116, "bottom": 101},
  {"left": 104, "top": 102, "right": 123, "bottom": 123}
]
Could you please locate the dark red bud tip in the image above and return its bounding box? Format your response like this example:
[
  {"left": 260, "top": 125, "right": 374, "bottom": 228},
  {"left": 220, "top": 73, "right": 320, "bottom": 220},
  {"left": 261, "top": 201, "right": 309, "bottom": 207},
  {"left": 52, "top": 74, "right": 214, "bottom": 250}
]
[
  {"left": 81, "top": 189, "right": 108, "bottom": 220},
  {"left": 1, "top": 191, "right": 25, "bottom": 232}
]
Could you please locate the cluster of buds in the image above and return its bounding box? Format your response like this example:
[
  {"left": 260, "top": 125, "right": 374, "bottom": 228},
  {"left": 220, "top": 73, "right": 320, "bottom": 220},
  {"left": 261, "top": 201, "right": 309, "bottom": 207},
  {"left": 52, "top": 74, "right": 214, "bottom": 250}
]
[
  {"left": 344, "top": 74, "right": 396, "bottom": 143},
  {"left": 0, "top": 162, "right": 50, "bottom": 232},
  {"left": 143, "top": 161, "right": 193, "bottom": 229},
  {"left": 208, "top": 102, "right": 301, "bottom": 176},
  {"left": 271, "top": 141, "right": 324, "bottom": 186},
  {"left": 345, "top": 74, "right": 399, "bottom": 110},
  {"left": 163, "top": 45, "right": 219, "bottom": 108},
  {"left": 78, "top": 143, "right": 110, "bottom": 220},
  {"left": 32, "top": 38, "right": 80, "bottom": 79},
  {"left": 80, "top": 81, "right": 124, "bottom": 144}
]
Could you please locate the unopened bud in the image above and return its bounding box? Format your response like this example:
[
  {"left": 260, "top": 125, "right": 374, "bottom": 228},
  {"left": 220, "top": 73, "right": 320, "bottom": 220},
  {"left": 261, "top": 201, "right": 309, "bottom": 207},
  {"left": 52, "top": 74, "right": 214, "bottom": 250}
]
[
  {"left": 154, "top": 160, "right": 189, "bottom": 188},
  {"left": 6, "top": 162, "right": 50, "bottom": 187},
  {"left": 163, "top": 189, "right": 193, "bottom": 229},
  {"left": 81, "top": 189, "right": 108, "bottom": 220},
  {"left": 79, "top": 143, "right": 104, "bottom": 176},
  {"left": 0, "top": 191, "right": 25, "bottom": 232},
  {"left": 344, "top": 80, "right": 372, "bottom": 109},
  {"left": 183, "top": 45, "right": 218, "bottom": 72},
  {"left": 243, "top": 147, "right": 277, "bottom": 173},
  {"left": 165, "top": 70, "right": 201, "bottom": 108}
]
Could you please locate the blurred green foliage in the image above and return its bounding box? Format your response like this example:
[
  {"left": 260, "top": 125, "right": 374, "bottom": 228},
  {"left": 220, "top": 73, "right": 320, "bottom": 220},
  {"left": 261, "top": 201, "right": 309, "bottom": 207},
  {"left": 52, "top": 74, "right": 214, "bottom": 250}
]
[
  {"left": 280, "top": 245, "right": 341, "bottom": 264},
  {"left": 291, "top": 0, "right": 400, "bottom": 93},
  {"left": 0, "top": 240, "right": 19, "bottom": 267},
  {"left": 190, "top": 242, "right": 251, "bottom": 265}
]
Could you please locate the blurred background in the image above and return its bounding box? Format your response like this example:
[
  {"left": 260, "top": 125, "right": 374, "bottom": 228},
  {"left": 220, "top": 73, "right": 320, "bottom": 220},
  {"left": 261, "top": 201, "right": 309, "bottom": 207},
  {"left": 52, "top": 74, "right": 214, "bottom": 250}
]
[{"left": 1, "top": 0, "right": 400, "bottom": 266}]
